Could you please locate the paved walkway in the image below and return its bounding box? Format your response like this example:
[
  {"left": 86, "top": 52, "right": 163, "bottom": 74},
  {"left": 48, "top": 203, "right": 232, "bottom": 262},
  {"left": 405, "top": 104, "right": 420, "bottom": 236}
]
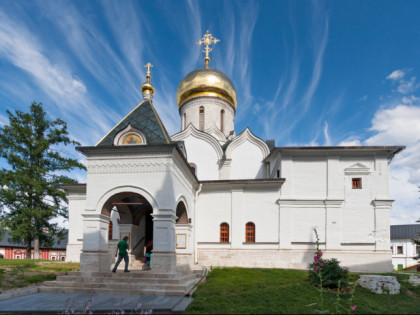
[{"left": 0, "top": 291, "right": 192, "bottom": 314}]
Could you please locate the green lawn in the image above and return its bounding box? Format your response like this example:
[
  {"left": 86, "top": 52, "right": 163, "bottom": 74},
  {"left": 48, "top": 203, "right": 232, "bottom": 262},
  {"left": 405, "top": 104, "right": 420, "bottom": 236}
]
[
  {"left": 0, "top": 259, "right": 79, "bottom": 293},
  {"left": 186, "top": 267, "right": 420, "bottom": 314}
]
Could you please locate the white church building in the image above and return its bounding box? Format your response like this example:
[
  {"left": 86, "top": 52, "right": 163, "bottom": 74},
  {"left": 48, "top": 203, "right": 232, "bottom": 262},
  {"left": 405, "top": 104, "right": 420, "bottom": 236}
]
[{"left": 63, "top": 32, "right": 404, "bottom": 273}]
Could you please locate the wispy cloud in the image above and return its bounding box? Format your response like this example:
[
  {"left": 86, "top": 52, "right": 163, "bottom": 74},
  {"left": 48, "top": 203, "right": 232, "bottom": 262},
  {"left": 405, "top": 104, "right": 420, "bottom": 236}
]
[
  {"left": 323, "top": 122, "right": 331, "bottom": 146},
  {"left": 387, "top": 70, "right": 405, "bottom": 81},
  {"left": 0, "top": 7, "right": 116, "bottom": 145}
]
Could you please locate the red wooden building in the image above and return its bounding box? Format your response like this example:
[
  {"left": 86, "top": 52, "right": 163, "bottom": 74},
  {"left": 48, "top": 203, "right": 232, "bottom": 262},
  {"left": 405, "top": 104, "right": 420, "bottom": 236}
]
[{"left": 0, "top": 230, "right": 68, "bottom": 260}]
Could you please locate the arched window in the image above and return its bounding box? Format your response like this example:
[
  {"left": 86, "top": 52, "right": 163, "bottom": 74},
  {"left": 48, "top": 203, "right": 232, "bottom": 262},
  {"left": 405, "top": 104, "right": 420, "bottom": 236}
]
[
  {"left": 220, "top": 223, "right": 229, "bottom": 243},
  {"left": 199, "top": 106, "right": 205, "bottom": 130},
  {"left": 176, "top": 201, "right": 189, "bottom": 224},
  {"left": 245, "top": 222, "right": 255, "bottom": 243},
  {"left": 183, "top": 113, "right": 186, "bottom": 129},
  {"left": 220, "top": 109, "right": 225, "bottom": 133},
  {"left": 108, "top": 221, "right": 113, "bottom": 240}
]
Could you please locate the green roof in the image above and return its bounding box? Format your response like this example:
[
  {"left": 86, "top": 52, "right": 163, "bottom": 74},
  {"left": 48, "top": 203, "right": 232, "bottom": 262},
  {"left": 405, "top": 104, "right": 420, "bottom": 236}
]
[{"left": 96, "top": 99, "right": 171, "bottom": 146}]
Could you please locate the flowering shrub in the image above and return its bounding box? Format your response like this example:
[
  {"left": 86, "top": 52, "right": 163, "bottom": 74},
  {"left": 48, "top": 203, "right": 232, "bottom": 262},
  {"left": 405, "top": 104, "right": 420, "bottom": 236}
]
[
  {"left": 309, "top": 257, "right": 349, "bottom": 288},
  {"left": 308, "top": 229, "right": 349, "bottom": 289}
]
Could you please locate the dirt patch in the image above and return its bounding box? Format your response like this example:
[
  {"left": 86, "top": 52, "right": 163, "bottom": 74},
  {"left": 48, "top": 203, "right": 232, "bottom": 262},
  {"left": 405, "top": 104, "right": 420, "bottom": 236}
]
[{"left": 406, "top": 289, "right": 418, "bottom": 297}]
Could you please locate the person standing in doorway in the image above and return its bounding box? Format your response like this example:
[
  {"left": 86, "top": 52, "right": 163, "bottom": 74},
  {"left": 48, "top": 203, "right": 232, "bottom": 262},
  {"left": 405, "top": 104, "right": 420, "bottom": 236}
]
[
  {"left": 112, "top": 236, "right": 130, "bottom": 273},
  {"left": 144, "top": 240, "right": 153, "bottom": 270}
]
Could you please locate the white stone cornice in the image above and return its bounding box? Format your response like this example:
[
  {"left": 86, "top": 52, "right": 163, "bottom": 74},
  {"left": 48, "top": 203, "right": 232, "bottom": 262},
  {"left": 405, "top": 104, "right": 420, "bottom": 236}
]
[
  {"left": 276, "top": 198, "right": 344, "bottom": 208},
  {"left": 225, "top": 128, "right": 270, "bottom": 159},
  {"left": 372, "top": 199, "right": 394, "bottom": 208}
]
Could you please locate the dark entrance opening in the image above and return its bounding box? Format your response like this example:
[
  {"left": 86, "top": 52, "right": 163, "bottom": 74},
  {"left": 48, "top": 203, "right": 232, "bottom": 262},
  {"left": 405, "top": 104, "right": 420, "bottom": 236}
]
[{"left": 101, "top": 192, "right": 153, "bottom": 260}]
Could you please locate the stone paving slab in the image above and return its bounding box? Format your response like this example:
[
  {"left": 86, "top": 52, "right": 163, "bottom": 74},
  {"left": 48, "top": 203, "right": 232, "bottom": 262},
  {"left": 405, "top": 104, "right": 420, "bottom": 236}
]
[{"left": 0, "top": 292, "right": 191, "bottom": 314}]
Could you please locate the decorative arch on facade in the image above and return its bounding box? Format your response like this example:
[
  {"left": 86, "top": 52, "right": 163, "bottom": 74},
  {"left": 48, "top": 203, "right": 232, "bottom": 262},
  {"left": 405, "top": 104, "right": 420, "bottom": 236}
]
[
  {"left": 204, "top": 123, "right": 227, "bottom": 142},
  {"left": 225, "top": 128, "right": 270, "bottom": 159},
  {"left": 171, "top": 124, "right": 224, "bottom": 160},
  {"left": 220, "top": 222, "right": 229, "bottom": 243},
  {"left": 245, "top": 221, "right": 255, "bottom": 243},
  {"left": 114, "top": 124, "right": 147, "bottom": 146},
  {"left": 97, "top": 185, "right": 159, "bottom": 217},
  {"left": 175, "top": 200, "right": 189, "bottom": 224}
]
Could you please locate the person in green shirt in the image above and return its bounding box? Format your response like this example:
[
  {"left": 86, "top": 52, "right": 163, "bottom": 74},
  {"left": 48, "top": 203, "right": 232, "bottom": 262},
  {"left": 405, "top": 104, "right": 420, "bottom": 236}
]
[{"left": 112, "top": 236, "right": 130, "bottom": 273}]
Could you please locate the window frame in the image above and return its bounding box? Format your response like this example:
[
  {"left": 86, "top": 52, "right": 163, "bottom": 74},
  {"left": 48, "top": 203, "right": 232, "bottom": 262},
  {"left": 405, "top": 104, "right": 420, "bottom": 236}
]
[
  {"left": 352, "top": 178, "right": 362, "bottom": 189},
  {"left": 245, "top": 222, "right": 255, "bottom": 243},
  {"left": 220, "top": 222, "right": 230, "bottom": 243}
]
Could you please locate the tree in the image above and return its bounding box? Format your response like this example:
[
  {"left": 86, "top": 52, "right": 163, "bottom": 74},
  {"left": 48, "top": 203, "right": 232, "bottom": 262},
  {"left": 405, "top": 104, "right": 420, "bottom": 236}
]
[{"left": 0, "top": 102, "right": 85, "bottom": 259}]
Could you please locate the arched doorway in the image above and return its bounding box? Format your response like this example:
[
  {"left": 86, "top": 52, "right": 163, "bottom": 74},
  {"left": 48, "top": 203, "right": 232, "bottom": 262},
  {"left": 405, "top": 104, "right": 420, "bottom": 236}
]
[{"left": 101, "top": 192, "right": 153, "bottom": 261}]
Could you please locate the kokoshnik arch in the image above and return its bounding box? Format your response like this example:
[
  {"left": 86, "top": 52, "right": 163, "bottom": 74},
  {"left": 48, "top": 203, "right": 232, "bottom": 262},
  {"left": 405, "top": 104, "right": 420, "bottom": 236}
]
[{"left": 63, "top": 31, "right": 405, "bottom": 273}]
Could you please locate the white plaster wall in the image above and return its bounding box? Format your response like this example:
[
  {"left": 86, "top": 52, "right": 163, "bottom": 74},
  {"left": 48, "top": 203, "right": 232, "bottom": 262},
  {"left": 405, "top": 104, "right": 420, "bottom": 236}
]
[
  {"left": 242, "top": 191, "right": 279, "bottom": 243},
  {"left": 291, "top": 207, "right": 326, "bottom": 243},
  {"left": 68, "top": 197, "right": 85, "bottom": 243},
  {"left": 66, "top": 195, "right": 86, "bottom": 262},
  {"left": 177, "top": 136, "right": 219, "bottom": 180},
  {"left": 0, "top": 248, "right": 5, "bottom": 257},
  {"left": 230, "top": 141, "right": 265, "bottom": 179},
  {"left": 196, "top": 191, "right": 231, "bottom": 242},
  {"left": 180, "top": 97, "right": 235, "bottom": 137},
  {"left": 196, "top": 188, "right": 279, "bottom": 246},
  {"left": 292, "top": 158, "right": 327, "bottom": 198}
]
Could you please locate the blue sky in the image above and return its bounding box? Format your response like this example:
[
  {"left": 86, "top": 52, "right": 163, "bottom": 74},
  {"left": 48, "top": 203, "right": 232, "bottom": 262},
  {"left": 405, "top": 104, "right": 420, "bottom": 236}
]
[{"left": 0, "top": 0, "right": 419, "bottom": 225}]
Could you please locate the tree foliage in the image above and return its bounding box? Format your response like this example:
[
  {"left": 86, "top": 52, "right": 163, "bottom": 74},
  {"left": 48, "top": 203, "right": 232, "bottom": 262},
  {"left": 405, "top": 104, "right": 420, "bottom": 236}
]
[{"left": 0, "top": 102, "right": 85, "bottom": 259}]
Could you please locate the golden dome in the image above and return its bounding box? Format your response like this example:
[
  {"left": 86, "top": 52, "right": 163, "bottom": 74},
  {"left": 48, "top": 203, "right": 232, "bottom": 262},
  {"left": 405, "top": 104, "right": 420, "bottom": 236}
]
[
  {"left": 141, "top": 81, "right": 155, "bottom": 95},
  {"left": 176, "top": 67, "right": 237, "bottom": 110}
]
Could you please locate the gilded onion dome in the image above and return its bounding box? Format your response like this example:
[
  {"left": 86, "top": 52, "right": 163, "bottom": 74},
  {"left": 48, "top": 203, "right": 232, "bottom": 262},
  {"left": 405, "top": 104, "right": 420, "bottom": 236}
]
[{"left": 176, "top": 67, "right": 237, "bottom": 110}]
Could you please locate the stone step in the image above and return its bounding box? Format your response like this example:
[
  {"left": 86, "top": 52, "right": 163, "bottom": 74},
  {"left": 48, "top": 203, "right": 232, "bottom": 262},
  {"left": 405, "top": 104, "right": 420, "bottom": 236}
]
[
  {"left": 56, "top": 274, "right": 197, "bottom": 284},
  {"left": 38, "top": 285, "right": 187, "bottom": 296},
  {"left": 67, "top": 271, "right": 186, "bottom": 279},
  {"left": 42, "top": 279, "right": 197, "bottom": 291}
]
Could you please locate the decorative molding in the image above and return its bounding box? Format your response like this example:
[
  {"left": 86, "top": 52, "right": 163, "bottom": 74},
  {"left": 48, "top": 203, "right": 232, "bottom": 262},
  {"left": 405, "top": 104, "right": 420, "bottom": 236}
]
[
  {"left": 341, "top": 243, "right": 375, "bottom": 246},
  {"left": 180, "top": 96, "right": 235, "bottom": 115},
  {"left": 197, "top": 242, "right": 231, "bottom": 245},
  {"left": 242, "top": 242, "right": 279, "bottom": 245},
  {"left": 171, "top": 124, "right": 224, "bottom": 159},
  {"left": 204, "top": 123, "right": 227, "bottom": 142},
  {"left": 225, "top": 128, "right": 270, "bottom": 159},
  {"left": 291, "top": 242, "right": 326, "bottom": 245},
  {"left": 276, "top": 199, "right": 344, "bottom": 207},
  {"left": 87, "top": 157, "right": 173, "bottom": 174},
  {"left": 344, "top": 162, "right": 371, "bottom": 175},
  {"left": 372, "top": 199, "right": 394, "bottom": 208}
]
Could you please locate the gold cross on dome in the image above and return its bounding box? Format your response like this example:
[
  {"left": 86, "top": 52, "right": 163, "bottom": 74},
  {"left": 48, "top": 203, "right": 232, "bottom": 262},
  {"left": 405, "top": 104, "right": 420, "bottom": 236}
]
[
  {"left": 144, "top": 62, "right": 153, "bottom": 81},
  {"left": 197, "top": 30, "right": 220, "bottom": 67}
]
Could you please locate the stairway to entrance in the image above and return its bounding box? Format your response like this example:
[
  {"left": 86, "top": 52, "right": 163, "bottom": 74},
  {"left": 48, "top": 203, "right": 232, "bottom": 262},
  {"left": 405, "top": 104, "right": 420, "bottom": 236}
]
[{"left": 39, "top": 268, "right": 205, "bottom": 296}]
